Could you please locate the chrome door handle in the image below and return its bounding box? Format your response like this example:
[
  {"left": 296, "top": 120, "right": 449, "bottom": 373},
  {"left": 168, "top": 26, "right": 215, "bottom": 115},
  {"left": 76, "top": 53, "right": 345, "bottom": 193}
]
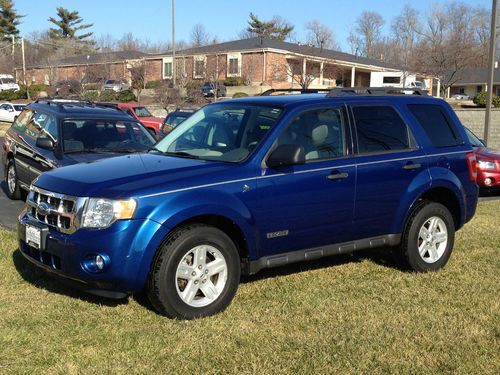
[
  {"left": 403, "top": 162, "right": 422, "bottom": 170},
  {"left": 327, "top": 172, "right": 349, "bottom": 180}
]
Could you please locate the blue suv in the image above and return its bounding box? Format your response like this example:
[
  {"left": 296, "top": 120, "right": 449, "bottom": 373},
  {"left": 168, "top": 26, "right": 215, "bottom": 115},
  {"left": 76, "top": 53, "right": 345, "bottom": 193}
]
[{"left": 17, "top": 88, "right": 479, "bottom": 319}]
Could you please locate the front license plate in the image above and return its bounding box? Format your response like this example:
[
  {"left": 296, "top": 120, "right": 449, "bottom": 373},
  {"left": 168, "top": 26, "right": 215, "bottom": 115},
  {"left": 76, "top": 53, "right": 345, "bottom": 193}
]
[{"left": 26, "top": 225, "right": 41, "bottom": 249}]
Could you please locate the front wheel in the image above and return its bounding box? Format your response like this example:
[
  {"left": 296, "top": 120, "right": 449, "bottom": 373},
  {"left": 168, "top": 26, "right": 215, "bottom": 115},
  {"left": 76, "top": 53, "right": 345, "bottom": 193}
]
[
  {"left": 402, "top": 202, "right": 455, "bottom": 272},
  {"left": 147, "top": 224, "right": 240, "bottom": 319},
  {"left": 6, "top": 160, "right": 22, "bottom": 200}
]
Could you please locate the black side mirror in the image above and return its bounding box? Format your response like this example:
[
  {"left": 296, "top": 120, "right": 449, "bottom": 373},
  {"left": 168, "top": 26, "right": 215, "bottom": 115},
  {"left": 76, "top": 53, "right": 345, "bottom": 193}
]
[
  {"left": 36, "top": 137, "right": 54, "bottom": 150},
  {"left": 267, "top": 144, "right": 305, "bottom": 168}
]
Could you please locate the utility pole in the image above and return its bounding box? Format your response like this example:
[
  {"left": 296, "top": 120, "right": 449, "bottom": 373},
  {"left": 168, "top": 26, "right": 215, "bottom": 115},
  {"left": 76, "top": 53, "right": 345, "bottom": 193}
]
[
  {"left": 485, "top": 0, "right": 498, "bottom": 146},
  {"left": 171, "top": 0, "right": 176, "bottom": 87},
  {"left": 21, "top": 37, "right": 29, "bottom": 100}
]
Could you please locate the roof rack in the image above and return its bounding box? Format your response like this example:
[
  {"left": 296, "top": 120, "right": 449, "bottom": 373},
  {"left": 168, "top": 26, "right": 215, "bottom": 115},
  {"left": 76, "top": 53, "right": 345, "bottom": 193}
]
[
  {"left": 260, "top": 88, "right": 332, "bottom": 96},
  {"left": 326, "top": 86, "right": 428, "bottom": 97}
]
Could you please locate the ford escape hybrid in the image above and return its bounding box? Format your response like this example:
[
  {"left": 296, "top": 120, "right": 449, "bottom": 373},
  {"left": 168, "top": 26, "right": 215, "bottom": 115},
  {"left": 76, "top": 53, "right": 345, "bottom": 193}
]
[{"left": 17, "top": 88, "right": 479, "bottom": 319}]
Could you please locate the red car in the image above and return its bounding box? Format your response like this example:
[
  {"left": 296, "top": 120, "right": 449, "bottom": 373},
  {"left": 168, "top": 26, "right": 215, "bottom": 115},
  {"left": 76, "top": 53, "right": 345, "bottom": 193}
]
[
  {"left": 466, "top": 128, "right": 500, "bottom": 193},
  {"left": 97, "top": 102, "right": 164, "bottom": 136}
]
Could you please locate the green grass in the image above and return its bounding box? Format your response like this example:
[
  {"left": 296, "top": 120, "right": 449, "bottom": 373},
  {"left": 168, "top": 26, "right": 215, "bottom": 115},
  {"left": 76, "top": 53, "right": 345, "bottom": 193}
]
[
  {"left": 0, "top": 202, "right": 499, "bottom": 374},
  {"left": 0, "top": 122, "right": 10, "bottom": 135}
]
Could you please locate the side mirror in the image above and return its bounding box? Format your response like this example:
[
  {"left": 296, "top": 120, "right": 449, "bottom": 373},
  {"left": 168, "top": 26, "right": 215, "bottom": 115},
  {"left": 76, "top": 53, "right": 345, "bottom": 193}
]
[
  {"left": 36, "top": 137, "right": 54, "bottom": 150},
  {"left": 267, "top": 144, "right": 305, "bottom": 168}
]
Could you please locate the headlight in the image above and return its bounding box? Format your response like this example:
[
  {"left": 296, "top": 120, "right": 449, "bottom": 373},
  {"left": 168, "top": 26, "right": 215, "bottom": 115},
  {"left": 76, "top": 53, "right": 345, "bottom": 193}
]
[
  {"left": 82, "top": 198, "right": 137, "bottom": 228},
  {"left": 477, "top": 160, "right": 496, "bottom": 170}
]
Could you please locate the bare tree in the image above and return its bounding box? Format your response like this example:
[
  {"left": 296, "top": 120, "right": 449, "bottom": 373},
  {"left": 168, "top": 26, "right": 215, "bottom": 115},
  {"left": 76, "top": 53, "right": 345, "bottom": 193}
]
[
  {"left": 348, "top": 11, "right": 385, "bottom": 59},
  {"left": 205, "top": 54, "right": 226, "bottom": 101},
  {"left": 190, "top": 24, "right": 210, "bottom": 47},
  {"left": 305, "top": 20, "right": 339, "bottom": 50},
  {"left": 129, "top": 60, "right": 147, "bottom": 102}
]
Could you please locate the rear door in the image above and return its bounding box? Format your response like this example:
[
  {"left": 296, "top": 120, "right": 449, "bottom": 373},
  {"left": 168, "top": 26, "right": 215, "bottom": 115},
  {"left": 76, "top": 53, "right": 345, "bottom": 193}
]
[
  {"left": 255, "top": 105, "right": 356, "bottom": 256},
  {"left": 350, "top": 102, "right": 428, "bottom": 238}
]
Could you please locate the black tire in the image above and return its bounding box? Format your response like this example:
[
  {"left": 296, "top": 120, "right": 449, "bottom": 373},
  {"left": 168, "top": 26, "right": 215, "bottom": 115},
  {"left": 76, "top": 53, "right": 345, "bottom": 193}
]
[
  {"left": 147, "top": 224, "right": 241, "bottom": 319},
  {"left": 402, "top": 201, "right": 455, "bottom": 272},
  {"left": 6, "top": 159, "right": 22, "bottom": 200}
]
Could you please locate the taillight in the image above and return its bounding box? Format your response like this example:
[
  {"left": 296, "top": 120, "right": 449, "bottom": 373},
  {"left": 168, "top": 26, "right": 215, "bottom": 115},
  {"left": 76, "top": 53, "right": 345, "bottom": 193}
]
[{"left": 466, "top": 152, "right": 477, "bottom": 182}]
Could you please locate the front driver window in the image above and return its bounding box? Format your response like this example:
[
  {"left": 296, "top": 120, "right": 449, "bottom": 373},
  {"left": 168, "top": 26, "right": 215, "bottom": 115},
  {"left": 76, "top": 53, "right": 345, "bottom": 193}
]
[{"left": 276, "top": 107, "right": 347, "bottom": 161}]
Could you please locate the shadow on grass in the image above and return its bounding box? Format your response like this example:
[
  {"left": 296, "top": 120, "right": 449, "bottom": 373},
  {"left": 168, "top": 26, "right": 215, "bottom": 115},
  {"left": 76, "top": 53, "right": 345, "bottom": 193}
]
[
  {"left": 12, "top": 249, "right": 129, "bottom": 307},
  {"left": 241, "top": 246, "right": 410, "bottom": 284}
]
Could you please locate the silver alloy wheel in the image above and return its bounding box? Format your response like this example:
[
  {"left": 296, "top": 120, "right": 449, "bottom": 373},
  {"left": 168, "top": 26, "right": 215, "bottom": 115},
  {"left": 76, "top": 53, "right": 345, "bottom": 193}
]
[
  {"left": 175, "top": 245, "right": 228, "bottom": 308},
  {"left": 7, "top": 164, "right": 16, "bottom": 194},
  {"left": 417, "top": 216, "right": 448, "bottom": 263}
]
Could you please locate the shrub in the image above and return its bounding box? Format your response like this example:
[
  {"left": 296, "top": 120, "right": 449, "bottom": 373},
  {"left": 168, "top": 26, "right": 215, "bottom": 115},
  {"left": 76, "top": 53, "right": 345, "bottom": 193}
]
[
  {"left": 145, "top": 80, "right": 160, "bottom": 89},
  {"left": 232, "top": 92, "right": 249, "bottom": 98},
  {"left": 224, "top": 77, "right": 245, "bottom": 86},
  {"left": 116, "top": 89, "right": 136, "bottom": 102},
  {"left": 99, "top": 90, "right": 116, "bottom": 101},
  {"left": 473, "top": 92, "right": 500, "bottom": 108},
  {"left": 492, "top": 95, "right": 500, "bottom": 108},
  {"left": 0, "top": 89, "right": 25, "bottom": 101},
  {"left": 82, "top": 90, "right": 99, "bottom": 101},
  {"left": 85, "top": 83, "right": 101, "bottom": 91}
]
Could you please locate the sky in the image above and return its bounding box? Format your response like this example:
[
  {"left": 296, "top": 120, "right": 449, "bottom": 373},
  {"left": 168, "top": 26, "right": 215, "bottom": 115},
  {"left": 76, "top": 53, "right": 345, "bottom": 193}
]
[{"left": 13, "top": 0, "right": 493, "bottom": 52}]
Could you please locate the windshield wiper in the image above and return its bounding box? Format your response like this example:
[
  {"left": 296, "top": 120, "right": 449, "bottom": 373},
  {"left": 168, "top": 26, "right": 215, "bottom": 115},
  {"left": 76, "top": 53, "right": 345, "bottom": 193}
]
[
  {"left": 65, "top": 147, "right": 139, "bottom": 154},
  {"left": 164, "top": 151, "right": 199, "bottom": 159}
]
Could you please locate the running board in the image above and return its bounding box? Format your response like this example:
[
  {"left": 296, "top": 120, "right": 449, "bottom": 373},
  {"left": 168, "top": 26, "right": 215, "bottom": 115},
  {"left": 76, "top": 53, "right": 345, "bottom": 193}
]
[{"left": 247, "top": 234, "right": 401, "bottom": 275}]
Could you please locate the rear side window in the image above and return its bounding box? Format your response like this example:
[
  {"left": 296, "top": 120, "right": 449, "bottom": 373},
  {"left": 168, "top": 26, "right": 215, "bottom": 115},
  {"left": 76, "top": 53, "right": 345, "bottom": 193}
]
[
  {"left": 352, "top": 106, "right": 411, "bottom": 153},
  {"left": 408, "top": 105, "right": 462, "bottom": 147}
]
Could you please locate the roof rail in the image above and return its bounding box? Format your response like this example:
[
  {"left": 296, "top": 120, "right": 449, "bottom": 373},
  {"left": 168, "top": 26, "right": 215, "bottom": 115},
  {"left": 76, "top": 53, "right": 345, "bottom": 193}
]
[
  {"left": 326, "top": 86, "right": 428, "bottom": 97},
  {"left": 260, "top": 88, "right": 332, "bottom": 96}
]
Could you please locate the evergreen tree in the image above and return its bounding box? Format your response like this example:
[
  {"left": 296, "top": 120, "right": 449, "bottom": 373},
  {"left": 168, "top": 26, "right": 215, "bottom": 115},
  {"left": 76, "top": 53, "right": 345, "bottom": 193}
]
[
  {"left": 0, "top": 0, "right": 23, "bottom": 38},
  {"left": 246, "top": 13, "right": 294, "bottom": 41},
  {"left": 48, "top": 7, "right": 94, "bottom": 42}
]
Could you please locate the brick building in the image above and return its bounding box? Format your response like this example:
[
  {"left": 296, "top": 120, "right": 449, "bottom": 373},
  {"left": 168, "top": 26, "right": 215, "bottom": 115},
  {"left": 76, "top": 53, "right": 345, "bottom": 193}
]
[{"left": 16, "top": 37, "right": 431, "bottom": 91}]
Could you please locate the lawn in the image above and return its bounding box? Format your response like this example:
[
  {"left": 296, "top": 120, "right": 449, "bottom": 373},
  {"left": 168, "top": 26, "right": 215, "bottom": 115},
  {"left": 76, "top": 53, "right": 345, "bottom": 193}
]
[{"left": 0, "top": 201, "right": 499, "bottom": 374}]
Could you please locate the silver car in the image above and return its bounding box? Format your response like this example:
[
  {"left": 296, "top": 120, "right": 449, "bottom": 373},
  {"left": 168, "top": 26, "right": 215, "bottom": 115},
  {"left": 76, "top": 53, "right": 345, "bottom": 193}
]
[{"left": 101, "top": 79, "right": 130, "bottom": 92}]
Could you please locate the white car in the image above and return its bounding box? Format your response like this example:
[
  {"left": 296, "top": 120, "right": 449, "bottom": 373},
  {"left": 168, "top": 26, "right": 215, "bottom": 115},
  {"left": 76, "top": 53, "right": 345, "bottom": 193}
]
[
  {"left": 0, "top": 74, "right": 20, "bottom": 92},
  {"left": 452, "top": 94, "right": 470, "bottom": 100},
  {"left": 0, "top": 103, "right": 26, "bottom": 123}
]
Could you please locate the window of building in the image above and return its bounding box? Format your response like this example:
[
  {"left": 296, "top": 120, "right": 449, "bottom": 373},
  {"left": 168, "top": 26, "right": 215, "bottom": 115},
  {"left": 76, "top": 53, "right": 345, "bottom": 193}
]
[
  {"left": 408, "top": 104, "right": 462, "bottom": 148},
  {"left": 477, "top": 85, "right": 483, "bottom": 93},
  {"left": 383, "top": 76, "right": 401, "bottom": 84},
  {"left": 194, "top": 56, "right": 206, "bottom": 78},
  {"left": 277, "top": 107, "right": 347, "bottom": 161},
  {"left": 227, "top": 53, "right": 241, "bottom": 77},
  {"left": 163, "top": 57, "right": 173, "bottom": 79},
  {"left": 352, "top": 106, "right": 412, "bottom": 154}
]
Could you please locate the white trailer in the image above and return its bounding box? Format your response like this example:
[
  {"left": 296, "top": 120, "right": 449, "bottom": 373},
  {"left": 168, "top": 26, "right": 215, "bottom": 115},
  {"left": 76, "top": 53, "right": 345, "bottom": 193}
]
[{"left": 370, "top": 72, "right": 426, "bottom": 91}]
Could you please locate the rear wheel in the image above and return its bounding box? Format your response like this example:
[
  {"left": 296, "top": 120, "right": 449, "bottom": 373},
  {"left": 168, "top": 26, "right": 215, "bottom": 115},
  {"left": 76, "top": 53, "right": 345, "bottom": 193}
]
[
  {"left": 6, "top": 160, "right": 21, "bottom": 200},
  {"left": 147, "top": 224, "right": 240, "bottom": 319},
  {"left": 402, "top": 202, "right": 455, "bottom": 272}
]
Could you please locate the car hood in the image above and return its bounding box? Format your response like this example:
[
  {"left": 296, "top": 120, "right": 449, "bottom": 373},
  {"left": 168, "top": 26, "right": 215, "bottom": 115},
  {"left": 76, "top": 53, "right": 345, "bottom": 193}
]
[
  {"left": 63, "top": 152, "right": 136, "bottom": 164},
  {"left": 475, "top": 146, "right": 500, "bottom": 160},
  {"left": 139, "top": 117, "right": 163, "bottom": 125},
  {"left": 34, "top": 153, "right": 232, "bottom": 198}
]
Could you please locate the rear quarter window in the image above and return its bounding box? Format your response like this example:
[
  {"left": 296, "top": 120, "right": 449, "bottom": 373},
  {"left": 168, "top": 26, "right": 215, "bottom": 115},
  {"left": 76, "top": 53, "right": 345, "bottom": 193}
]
[{"left": 408, "top": 104, "right": 462, "bottom": 147}]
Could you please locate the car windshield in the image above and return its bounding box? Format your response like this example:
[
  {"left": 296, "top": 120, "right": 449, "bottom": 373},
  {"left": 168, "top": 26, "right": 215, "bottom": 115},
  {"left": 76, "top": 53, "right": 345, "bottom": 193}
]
[
  {"left": 62, "top": 119, "right": 155, "bottom": 153},
  {"left": 105, "top": 80, "right": 117, "bottom": 84},
  {"left": 465, "top": 128, "right": 485, "bottom": 147},
  {"left": 133, "top": 106, "right": 153, "bottom": 117},
  {"left": 165, "top": 113, "right": 189, "bottom": 127},
  {"left": 14, "top": 105, "right": 25, "bottom": 111},
  {"left": 153, "top": 103, "right": 283, "bottom": 162}
]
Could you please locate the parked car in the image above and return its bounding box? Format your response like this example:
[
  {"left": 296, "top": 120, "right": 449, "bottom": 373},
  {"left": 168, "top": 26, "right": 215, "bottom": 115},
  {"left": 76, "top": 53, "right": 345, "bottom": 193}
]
[
  {"left": 0, "top": 74, "right": 20, "bottom": 92},
  {"left": 201, "top": 81, "right": 227, "bottom": 98},
  {"left": 162, "top": 109, "right": 195, "bottom": 134},
  {"left": 452, "top": 94, "right": 470, "bottom": 100},
  {"left": 96, "top": 102, "right": 164, "bottom": 136},
  {"left": 17, "top": 87, "right": 479, "bottom": 319},
  {"left": 465, "top": 127, "right": 500, "bottom": 192},
  {"left": 0, "top": 103, "right": 26, "bottom": 122},
  {"left": 2, "top": 99, "right": 156, "bottom": 200},
  {"left": 101, "top": 79, "right": 130, "bottom": 92},
  {"left": 54, "top": 80, "right": 81, "bottom": 98}
]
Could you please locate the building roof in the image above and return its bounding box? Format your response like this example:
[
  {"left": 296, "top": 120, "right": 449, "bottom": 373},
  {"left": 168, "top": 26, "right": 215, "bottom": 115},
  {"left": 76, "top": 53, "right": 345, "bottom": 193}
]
[
  {"left": 449, "top": 68, "right": 500, "bottom": 85},
  {"left": 153, "top": 37, "right": 399, "bottom": 69}
]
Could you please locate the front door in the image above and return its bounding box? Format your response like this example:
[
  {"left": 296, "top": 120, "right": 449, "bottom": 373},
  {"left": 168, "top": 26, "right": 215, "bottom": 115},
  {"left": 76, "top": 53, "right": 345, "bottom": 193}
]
[{"left": 255, "top": 106, "right": 356, "bottom": 257}]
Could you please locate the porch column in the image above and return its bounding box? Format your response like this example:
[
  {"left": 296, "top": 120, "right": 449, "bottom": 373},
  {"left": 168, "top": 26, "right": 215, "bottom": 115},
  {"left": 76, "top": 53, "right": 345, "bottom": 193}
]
[
  {"left": 319, "top": 62, "right": 324, "bottom": 86},
  {"left": 351, "top": 66, "right": 356, "bottom": 87},
  {"left": 436, "top": 79, "right": 441, "bottom": 98},
  {"left": 446, "top": 87, "right": 451, "bottom": 99},
  {"left": 302, "top": 59, "right": 307, "bottom": 84}
]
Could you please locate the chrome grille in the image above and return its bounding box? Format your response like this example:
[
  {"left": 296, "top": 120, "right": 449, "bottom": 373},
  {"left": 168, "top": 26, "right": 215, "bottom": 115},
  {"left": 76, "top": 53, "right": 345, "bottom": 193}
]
[{"left": 26, "top": 187, "right": 87, "bottom": 234}]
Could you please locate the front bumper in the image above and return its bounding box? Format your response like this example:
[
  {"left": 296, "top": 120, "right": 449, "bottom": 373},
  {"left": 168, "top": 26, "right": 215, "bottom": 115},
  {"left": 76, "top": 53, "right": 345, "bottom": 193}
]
[
  {"left": 18, "top": 212, "right": 169, "bottom": 297},
  {"left": 477, "top": 169, "right": 500, "bottom": 188}
]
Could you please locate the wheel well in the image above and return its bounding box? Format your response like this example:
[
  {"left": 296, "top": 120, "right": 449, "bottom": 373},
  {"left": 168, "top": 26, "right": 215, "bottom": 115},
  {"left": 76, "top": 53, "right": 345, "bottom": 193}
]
[
  {"left": 173, "top": 214, "right": 249, "bottom": 263},
  {"left": 418, "top": 188, "right": 461, "bottom": 229}
]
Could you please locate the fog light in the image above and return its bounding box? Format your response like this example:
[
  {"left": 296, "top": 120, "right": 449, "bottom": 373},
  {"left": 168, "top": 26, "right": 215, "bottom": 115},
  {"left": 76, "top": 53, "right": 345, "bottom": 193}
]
[
  {"left": 95, "top": 255, "right": 105, "bottom": 270},
  {"left": 484, "top": 178, "right": 493, "bottom": 186}
]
